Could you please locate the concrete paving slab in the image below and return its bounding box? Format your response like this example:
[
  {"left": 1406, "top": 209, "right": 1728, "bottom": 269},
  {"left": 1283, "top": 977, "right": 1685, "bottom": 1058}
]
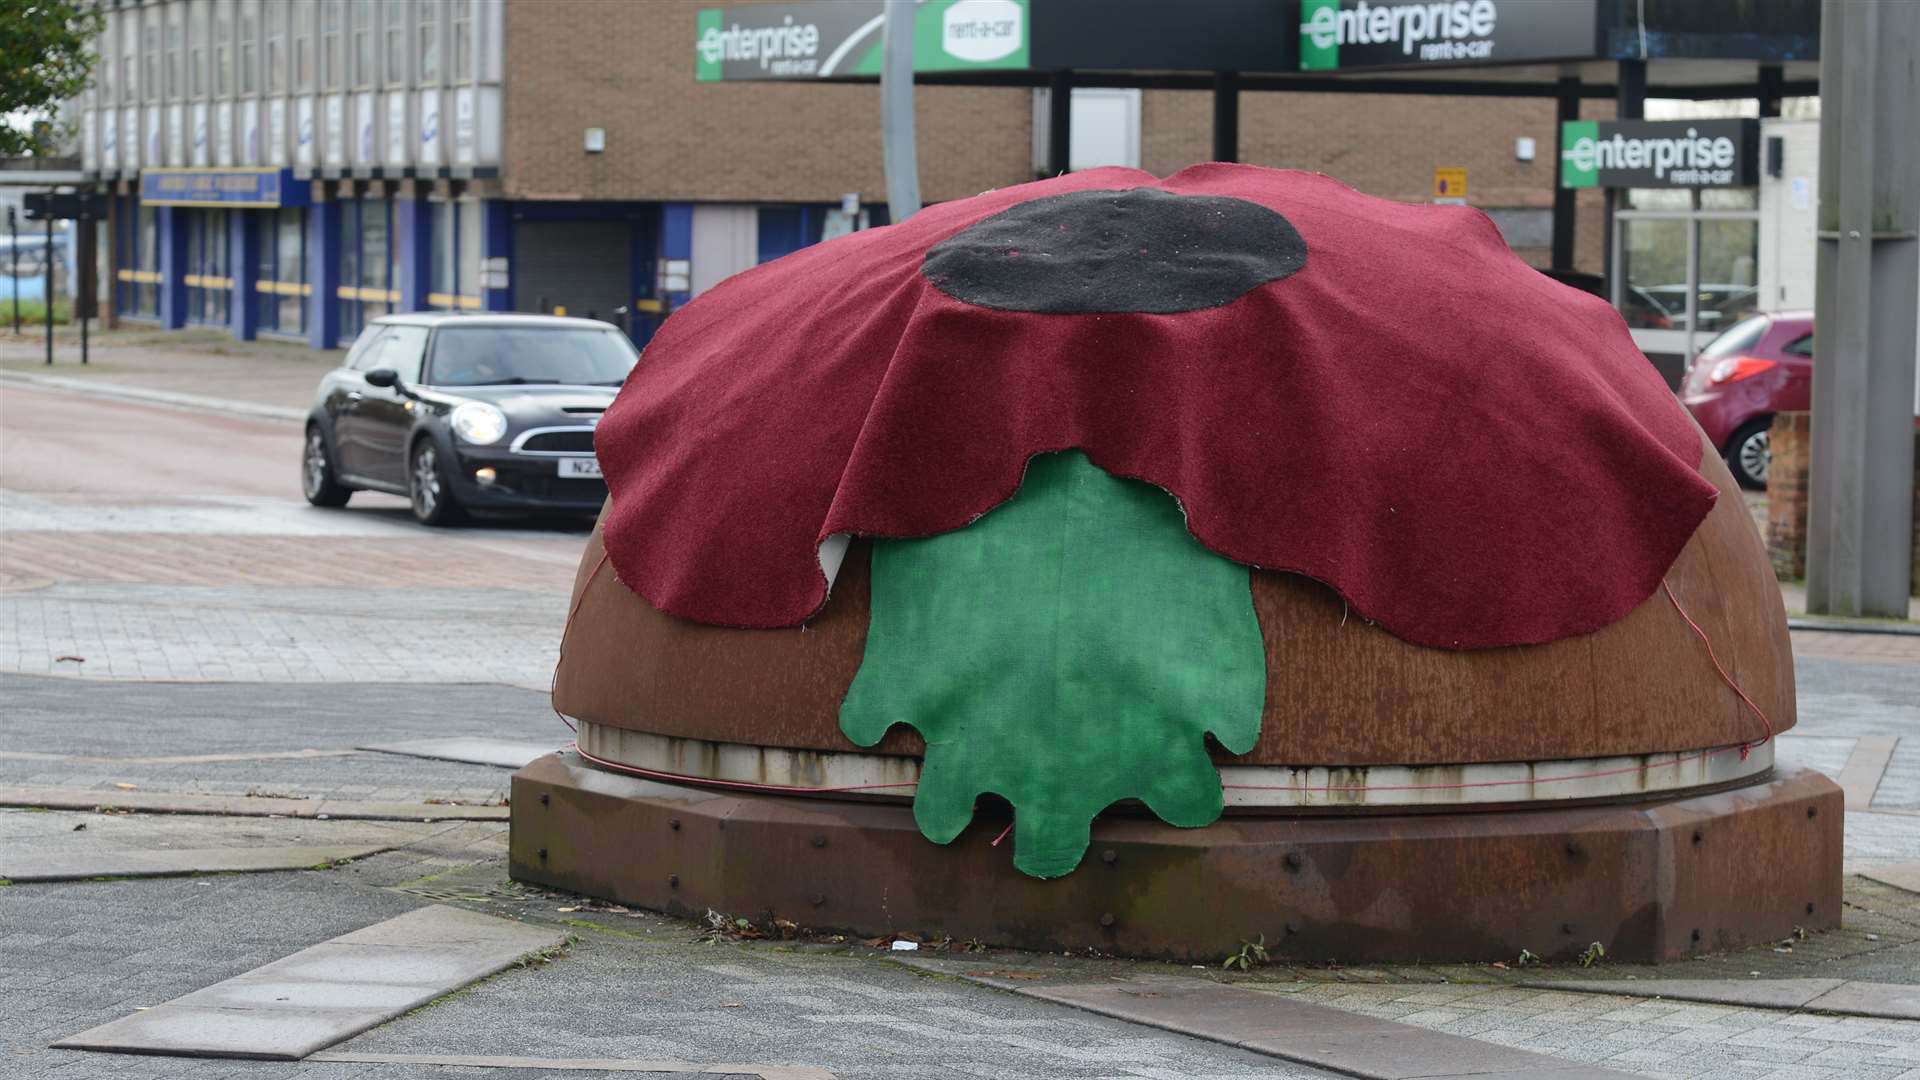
[
  {"left": 1839, "top": 735, "right": 1900, "bottom": 809},
  {"left": 358, "top": 737, "right": 562, "bottom": 769},
  {"left": 311, "top": 1052, "right": 838, "bottom": 1078},
  {"left": 1803, "top": 980, "right": 1920, "bottom": 1020},
  {"left": 0, "top": 785, "right": 509, "bottom": 820},
  {"left": 0, "top": 843, "right": 389, "bottom": 882},
  {"left": 52, "top": 904, "right": 565, "bottom": 1061},
  {"left": 1519, "top": 977, "right": 1846, "bottom": 1010},
  {"left": 961, "top": 975, "right": 1641, "bottom": 1079},
  {"left": 1860, "top": 859, "right": 1920, "bottom": 894}
]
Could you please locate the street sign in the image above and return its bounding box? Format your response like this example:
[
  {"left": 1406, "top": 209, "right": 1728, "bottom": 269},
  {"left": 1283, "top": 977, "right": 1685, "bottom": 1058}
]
[
  {"left": 1434, "top": 166, "right": 1467, "bottom": 204},
  {"left": 23, "top": 191, "right": 108, "bottom": 221}
]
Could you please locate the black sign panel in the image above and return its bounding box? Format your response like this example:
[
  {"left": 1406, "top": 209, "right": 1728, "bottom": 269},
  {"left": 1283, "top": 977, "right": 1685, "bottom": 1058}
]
[
  {"left": 1298, "top": 0, "right": 1599, "bottom": 71},
  {"left": 23, "top": 192, "right": 109, "bottom": 221},
  {"left": 1559, "top": 119, "right": 1760, "bottom": 189}
]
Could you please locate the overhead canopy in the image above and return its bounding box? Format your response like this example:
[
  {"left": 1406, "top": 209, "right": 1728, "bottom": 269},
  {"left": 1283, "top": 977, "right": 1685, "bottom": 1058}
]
[{"left": 692, "top": 0, "right": 1820, "bottom": 97}]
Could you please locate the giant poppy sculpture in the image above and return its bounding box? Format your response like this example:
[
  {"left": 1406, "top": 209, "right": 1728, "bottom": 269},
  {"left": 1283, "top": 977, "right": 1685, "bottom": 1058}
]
[{"left": 519, "top": 164, "right": 1840, "bottom": 962}]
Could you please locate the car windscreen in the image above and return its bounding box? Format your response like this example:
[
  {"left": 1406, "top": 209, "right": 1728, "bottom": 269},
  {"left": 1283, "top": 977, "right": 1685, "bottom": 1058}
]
[
  {"left": 1697, "top": 314, "right": 1769, "bottom": 360},
  {"left": 427, "top": 327, "right": 638, "bottom": 387}
]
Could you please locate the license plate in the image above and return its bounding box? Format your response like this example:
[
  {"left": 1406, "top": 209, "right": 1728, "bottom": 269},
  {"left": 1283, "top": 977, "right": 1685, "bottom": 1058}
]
[{"left": 557, "top": 457, "right": 603, "bottom": 479}]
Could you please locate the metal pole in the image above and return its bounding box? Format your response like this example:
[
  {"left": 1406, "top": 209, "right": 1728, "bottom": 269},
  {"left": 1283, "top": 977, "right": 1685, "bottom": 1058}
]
[
  {"left": 9, "top": 208, "right": 18, "bottom": 335},
  {"left": 1806, "top": 0, "right": 1920, "bottom": 616},
  {"left": 1212, "top": 71, "right": 1239, "bottom": 164},
  {"left": 45, "top": 213, "right": 55, "bottom": 365},
  {"left": 1550, "top": 76, "right": 1580, "bottom": 272},
  {"left": 1604, "top": 60, "right": 1646, "bottom": 294},
  {"left": 1047, "top": 70, "right": 1072, "bottom": 177},
  {"left": 79, "top": 213, "right": 90, "bottom": 365},
  {"left": 880, "top": 0, "right": 921, "bottom": 221}
]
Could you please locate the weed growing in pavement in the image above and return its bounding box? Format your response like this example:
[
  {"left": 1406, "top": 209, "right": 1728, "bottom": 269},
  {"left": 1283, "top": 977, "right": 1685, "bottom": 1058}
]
[
  {"left": 1579, "top": 941, "right": 1607, "bottom": 967},
  {"left": 1223, "top": 934, "right": 1270, "bottom": 972}
]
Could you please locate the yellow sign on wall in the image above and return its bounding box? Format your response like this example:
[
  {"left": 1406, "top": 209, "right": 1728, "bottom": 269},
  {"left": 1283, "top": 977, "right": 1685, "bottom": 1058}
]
[{"left": 1434, "top": 167, "right": 1468, "bottom": 202}]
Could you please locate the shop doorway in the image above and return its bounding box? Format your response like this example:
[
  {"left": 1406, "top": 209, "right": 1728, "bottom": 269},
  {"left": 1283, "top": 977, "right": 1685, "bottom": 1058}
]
[{"left": 1613, "top": 189, "right": 1761, "bottom": 388}]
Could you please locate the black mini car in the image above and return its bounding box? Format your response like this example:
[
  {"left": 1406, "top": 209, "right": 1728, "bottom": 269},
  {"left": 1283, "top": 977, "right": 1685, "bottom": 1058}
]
[{"left": 302, "top": 313, "right": 637, "bottom": 525}]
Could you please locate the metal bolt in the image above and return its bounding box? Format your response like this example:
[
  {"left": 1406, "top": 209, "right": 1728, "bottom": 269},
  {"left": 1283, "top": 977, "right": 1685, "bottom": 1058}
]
[
  {"left": 811, "top": 834, "right": 828, "bottom": 849},
  {"left": 1563, "top": 922, "right": 1576, "bottom": 935},
  {"left": 1806, "top": 901, "right": 1815, "bottom": 915},
  {"left": 668, "top": 874, "right": 679, "bottom": 888},
  {"left": 537, "top": 847, "right": 547, "bottom": 861},
  {"left": 539, "top": 793, "right": 550, "bottom": 807},
  {"left": 1807, "top": 806, "right": 1818, "bottom": 819},
  {"left": 669, "top": 818, "right": 681, "bottom": 831},
  {"left": 1691, "top": 928, "right": 1702, "bottom": 943},
  {"left": 1284, "top": 922, "right": 1299, "bottom": 936},
  {"left": 809, "top": 893, "right": 826, "bottom": 907},
  {"left": 1099, "top": 912, "right": 1116, "bottom": 928},
  {"left": 1100, "top": 848, "right": 1118, "bottom": 865},
  {"left": 1565, "top": 841, "right": 1582, "bottom": 857},
  {"left": 1692, "top": 830, "right": 1704, "bottom": 846},
  {"left": 1283, "top": 852, "right": 1302, "bottom": 871}
]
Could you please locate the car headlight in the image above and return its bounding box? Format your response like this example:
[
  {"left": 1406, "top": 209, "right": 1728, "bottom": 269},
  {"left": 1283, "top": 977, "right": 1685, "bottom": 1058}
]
[{"left": 450, "top": 402, "right": 509, "bottom": 445}]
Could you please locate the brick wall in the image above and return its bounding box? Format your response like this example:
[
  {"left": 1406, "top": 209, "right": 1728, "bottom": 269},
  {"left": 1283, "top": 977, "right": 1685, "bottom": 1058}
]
[
  {"left": 503, "top": 0, "right": 1032, "bottom": 204},
  {"left": 1768, "top": 412, "right": 1920, "bottom": 597},
  {"left": 1767, "top": 412, "right": 1811, "bottom": 580},
  {"left": 504, "top": 0, "right": 1607, "bottom": 272}
]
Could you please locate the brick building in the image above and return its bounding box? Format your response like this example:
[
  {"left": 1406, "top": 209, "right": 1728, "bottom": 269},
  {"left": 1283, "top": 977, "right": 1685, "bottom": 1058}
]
[{"left": 77, "top": 0, "right": 1753, "bottom": 352}]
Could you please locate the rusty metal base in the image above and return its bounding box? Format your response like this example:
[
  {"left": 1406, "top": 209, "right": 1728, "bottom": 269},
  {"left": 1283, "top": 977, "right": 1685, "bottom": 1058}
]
[{"left": 509, "top": 753, "right": 1843, "bottom": 964}]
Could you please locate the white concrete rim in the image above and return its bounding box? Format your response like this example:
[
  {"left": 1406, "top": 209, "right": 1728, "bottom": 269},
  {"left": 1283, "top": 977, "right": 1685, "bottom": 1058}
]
[{"left": 571, "top": 720, "right": 1775, "bottom": 809}]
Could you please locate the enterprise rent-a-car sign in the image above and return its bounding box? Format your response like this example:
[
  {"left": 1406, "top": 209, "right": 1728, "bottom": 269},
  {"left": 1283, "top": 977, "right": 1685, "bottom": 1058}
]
[
  {"left": 697, "top": 0, "right": 1027, "bottom": 80},
  {"left": 1559, "top": 119, "right": 1760, "bottom": 189},
  {"left": 1298, "top": 0, "right": 1597, "bottom": 71}
]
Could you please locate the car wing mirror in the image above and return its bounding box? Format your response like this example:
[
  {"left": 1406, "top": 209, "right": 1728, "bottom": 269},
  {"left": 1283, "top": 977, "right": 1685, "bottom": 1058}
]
[{"left": 363, "top": 367, "right": 399, "bottom": 388}]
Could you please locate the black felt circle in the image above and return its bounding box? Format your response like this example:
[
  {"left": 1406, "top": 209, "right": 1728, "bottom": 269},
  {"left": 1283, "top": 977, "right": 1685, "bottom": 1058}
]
[{"left": 920, "top": 188, "right": 1307, "bottom": 315}]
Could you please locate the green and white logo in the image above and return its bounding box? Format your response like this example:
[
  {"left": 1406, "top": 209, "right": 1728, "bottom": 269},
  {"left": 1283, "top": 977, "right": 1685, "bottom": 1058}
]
[
  {"left": 1560, "top": 120, "right": 1600, "bottom": 188},
  {"left": 1299, "top": 0, "right": 1341, "bottom": 70}
]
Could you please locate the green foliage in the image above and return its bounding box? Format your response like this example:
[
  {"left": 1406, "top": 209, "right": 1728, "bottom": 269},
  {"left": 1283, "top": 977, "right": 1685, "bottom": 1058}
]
[
  {"left": 1223, "top": 934, "right": 1269, "bottom": 972},
  {"left": 0, "top": 0, "right": 104, "bottom": 156},
  {"left": 1579, "top": 941, "right": 1607, "bottom": 968},
  {"left": 1515, "top": 948, "right": 1540, "bottom": 967},
  {"left": 0, "top": 299, "right": 73, "bottom": 325}
]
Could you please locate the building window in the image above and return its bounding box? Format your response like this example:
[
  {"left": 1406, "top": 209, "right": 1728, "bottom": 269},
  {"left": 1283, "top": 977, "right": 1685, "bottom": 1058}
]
[
  {"left": 214, "top": 2, "right": 232, "bottom": 97},
  {"left": 165, "top": 5, "right": 184, "bottom": 100},
  {"left": 384, "top": 0, "right": 407, "bottom": 85},
  {"left": 190, "top": 1, "right": 208, "bottom": 98},
  {"left": 293, "top": 0, "right": 313, "bottom": 91},
  {"left": 123, "top": 13, "right": 139, "bottom": 103},
  {"left": 184, "top": 209, "right": 231, "bottom": 326},
  {"left": 417, "top": 0, "right": 439, "bottom": 83},
  {"left": 98, "top": 13, "right": 115, "bottom": 103},
  {"left": 255, "top": 207, "right": 309, "bottom": 336},
  {"left": 116, "top": 198, "right": 161, "bottom": 319},
  {"left": 266, "top": 0, "right": 286, "bottom": 94},
  {"left": 321, "top": 0, "right": 342, "bottom": 90},
  {"left": 427, "top": 199, "right": 481, "bottom": 308},
  {"left": 451, "top": 0, "right": 471, "bottom": 81},
  {"left": 352, "top": 0, "right": 373, "bottom": 89},
  {"left": 337, "top": 198, "right": 395, "bottom": 342},
  {"left": 239, "top": 0, "right": 259, "bottom": 95}
]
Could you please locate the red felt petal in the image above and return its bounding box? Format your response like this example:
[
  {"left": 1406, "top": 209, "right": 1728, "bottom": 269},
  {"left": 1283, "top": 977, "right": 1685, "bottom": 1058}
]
[{"left": 595, "top": 164, "right": 1716, "bottom": 650}]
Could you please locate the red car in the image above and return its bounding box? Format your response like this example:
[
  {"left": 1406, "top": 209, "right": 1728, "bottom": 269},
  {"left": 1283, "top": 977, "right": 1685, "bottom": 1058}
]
[{"left": 1680, "top": 311, "right": 1813, "bottom": 490}]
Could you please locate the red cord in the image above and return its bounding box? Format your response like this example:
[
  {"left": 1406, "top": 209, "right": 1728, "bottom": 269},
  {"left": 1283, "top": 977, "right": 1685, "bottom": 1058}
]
[
  {"left": 990, "top": 822, "right": 1014, "bottom": 846},
  {"left": 1662, "top": 578, "right": 1775, "bottom": 758}
]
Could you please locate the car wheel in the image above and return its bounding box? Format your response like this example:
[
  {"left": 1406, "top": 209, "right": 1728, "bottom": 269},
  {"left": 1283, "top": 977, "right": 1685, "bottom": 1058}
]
[
  {"left": 302, "top": 425, "right": 353, "bottom": 508},
  {"left": 1725, "top": 418, "right": 1772, "bottom": 491},
  {"left": 409, "top": 439, "right": 466, "bottom": 526}
]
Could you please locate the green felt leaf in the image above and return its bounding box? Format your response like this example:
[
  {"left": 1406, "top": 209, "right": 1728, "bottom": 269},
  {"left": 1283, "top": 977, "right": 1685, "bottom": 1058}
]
[{"left": 839, "top": 450, "right": 1267, "bottom": 878}]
